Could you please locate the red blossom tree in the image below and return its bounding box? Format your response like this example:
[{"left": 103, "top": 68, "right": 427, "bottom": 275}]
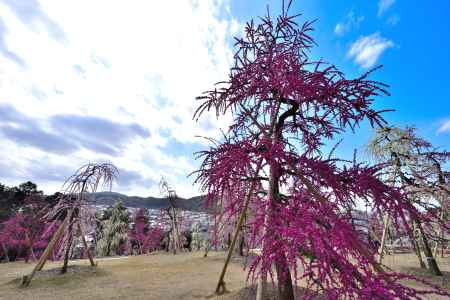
[
  {"left": 0, "top": 213, "right": 29, "bottom": 261},
  {"left": 193, "top": 3, "right": 450, "bottom": 299},
  {"left": 0, "top": 195, "right": 50, "bottom": 262},
  {"left": 129, "top": 208, "right": 164, "bottom": 254}
]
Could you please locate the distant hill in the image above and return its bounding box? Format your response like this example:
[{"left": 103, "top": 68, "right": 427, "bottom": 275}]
[{"left": 87, "top": 192, "right": 209, "bottom": 212}]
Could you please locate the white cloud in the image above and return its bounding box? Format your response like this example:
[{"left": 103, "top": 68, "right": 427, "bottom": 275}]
[
  {"left": 334, "top": 11, "right": 364, "bottom": 36},
  {"left": 378, "top": 0, "right": 396, "bottom": 17},
  {"left": 347, "top": 33, "right": 394, "bottom": 68},
  {"left": 437, "top": 120, "right": 450, "bottom": 134},
  {"left": 334, "top": 23, "right": 345, "bottom": 36},
  {"left": 0, "top": 0, "right": 239, "bottom": 197}
]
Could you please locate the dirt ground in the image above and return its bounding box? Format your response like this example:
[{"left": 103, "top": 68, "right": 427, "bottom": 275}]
[{"left": 0, "top": 251, "right": 449, "bottom": 300}]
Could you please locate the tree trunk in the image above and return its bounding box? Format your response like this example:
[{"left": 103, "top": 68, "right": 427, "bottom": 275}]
[
  {"left": 1, "top": 243, "right": 9, "bottom": 262},
  {"left": 269, "top": 162, "right": 295, "bottom": 300},
  {"left": 256, "top": 273, "right": 267, "bottom": 300},
  {"left": 415, "top": 218, "right": 442, "bottom": 276},
  {"left": 275, "top": 255, "right": 295, "bottom": 300},
  {"left": 203, "top": 240, "right": 210, "bottom": 257},
  {"left": 238, "top": 233, "right": 245, "bottom": 256}
]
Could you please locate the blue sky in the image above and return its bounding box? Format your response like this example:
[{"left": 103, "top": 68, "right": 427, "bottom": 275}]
[
  {"left": 230, "top": 0, "right": 450, "bottom": 159},
  {"left": 0, "top": 0, "right": 449, "bottom": 197}
]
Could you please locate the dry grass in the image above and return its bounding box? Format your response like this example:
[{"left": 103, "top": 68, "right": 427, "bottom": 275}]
[
  {"left": 0, "top": 251, "right": 449, "bottom": 299},
  {"left": 382, "top": 253, "right": 450, "bottom": 299},
  {"left": 0, "top": 251, "right": 249, "bottom": 300}
]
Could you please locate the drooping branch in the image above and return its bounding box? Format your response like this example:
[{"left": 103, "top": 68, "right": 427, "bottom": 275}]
[{"left": 22, "top": 162, "right": 118, "bottom": 286}]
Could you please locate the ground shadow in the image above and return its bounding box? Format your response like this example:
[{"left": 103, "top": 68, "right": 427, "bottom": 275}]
[{"left": 7, "top": 265, "right": 108, "bottom": 288}]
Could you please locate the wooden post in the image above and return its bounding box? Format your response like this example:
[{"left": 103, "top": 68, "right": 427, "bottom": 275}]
[
  {"left": 215, "top": 162, "right": 261, "bottom": 295},
  {"left": 21, "top": 216, "right": 68, "bottom": 287},
  {"left": 78, "top": 223, "right": 96, "bottom": 267},
  {"left": 378, "top": 214, "right": 390, "bottom": 264},
  {"left": 415, "top": 218, "right": 442, "bottom": 276},
  {"left": 256, "top": 209, "right": 269, "bottom": 300},
  {"left": 433, "top": 208, "right": 445, "bottom": 258},
  {"left": 61, "top": 211, "right": 75, "bottom": 274}
]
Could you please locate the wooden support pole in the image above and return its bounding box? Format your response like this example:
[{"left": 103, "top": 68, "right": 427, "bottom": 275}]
[
  {"left": 378, "top": 213, "right": 390, "bottom": 264},
  {"left": 256, "top": 210, "right": 269, "bottom": 300},
  {"left": 433, "top": 208, "right": 445, "bottom": 258},
  {"left": 61, "top": 211, "right": 75, "bottom": 274},
  {"left": 215, "top": 161, "right": 262, "bottom": 295},
  {"left": 411, "top": 221, "right": 426, "bottom": 269},
  {"left": 415, "top": 218, "right": 442, "bottom": 276},
  {"left": 21, "top": 215, "right": 68, "bottom": 287},
  {"left": 78, "top": 223, "right": 96, "bottom": 267}
]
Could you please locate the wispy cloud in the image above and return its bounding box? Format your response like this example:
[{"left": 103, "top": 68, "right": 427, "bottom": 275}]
[
  {"left": 437, "top": 120, "right": 450, "bottom": 134},
  {"left": 387, "top": 15, "right": 400, "bottom": 26},
  {"left": 0, "top": 18, "right": 26, "bottom": 66},
  {"left": 347, "top": 33, "right": 394, "bottom": 68},
  {"left": 378, "top": 0, "right": 396, "bottom": 17},
  {"left": 1, "top": 0, "right": 67, "bottom": 43},
  {"left": 334, "top": 11, "right": 364, "bottom": 36},
  {"left": 0, "top": 1, "right": 238, "bottom": 196}
]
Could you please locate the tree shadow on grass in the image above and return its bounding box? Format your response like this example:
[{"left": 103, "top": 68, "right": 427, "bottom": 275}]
[
  {"left": 397, "top": 266, "right": 450, "bottom": 290},
  {"left": 7, "top": 265, "right": 108, "bottom": 288},
  {"left": 204, "top": 284, "right": 324, "bottom": 300}
]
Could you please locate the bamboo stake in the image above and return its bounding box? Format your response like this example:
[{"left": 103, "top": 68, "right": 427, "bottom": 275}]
[
  {"left": 61, "top": 211, "right": 75, "bottom": 274},
  {"left": 378, "top": 214, "right": 390, "bottom": 264},
  {"left": 433, "top": 207, "right": 445, "bottom": 257},
  {"left": 256, "top": 207, "right": 269, "bottom": 300},
  {"left": 78, "top": 223, "right": 96, "bottom": 267},
  {"left": 215, "top": 161, "right": 262, "bottom": 295},
  {"left": 21, "top": 215, "right": 68, "bottom": 287}
]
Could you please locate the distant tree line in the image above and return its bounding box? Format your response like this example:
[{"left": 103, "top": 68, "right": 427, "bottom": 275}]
[
  {"left": 0, "top": 181, "right": 61, "bottom": 221},
  {"left": 0, "top": 181, "right": 211, "bottom": 263}
]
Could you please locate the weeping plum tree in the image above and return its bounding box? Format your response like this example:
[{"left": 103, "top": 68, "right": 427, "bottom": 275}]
[
  {"left": 367, "top": 126, "right": 450, "bottom": 275},
  {"left": 193, "top": 3, "right": 450, "bottom": 299},
  {"left": 22, "top": 163, "right": 118, "bottom": 287},
  {"left": 159, "top": 178, "right": 184, "bottom": 254}
]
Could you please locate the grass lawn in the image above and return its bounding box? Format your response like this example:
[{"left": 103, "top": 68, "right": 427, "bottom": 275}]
[{"left": 0, "top": 251, "right": 449, "bottom": 299}]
